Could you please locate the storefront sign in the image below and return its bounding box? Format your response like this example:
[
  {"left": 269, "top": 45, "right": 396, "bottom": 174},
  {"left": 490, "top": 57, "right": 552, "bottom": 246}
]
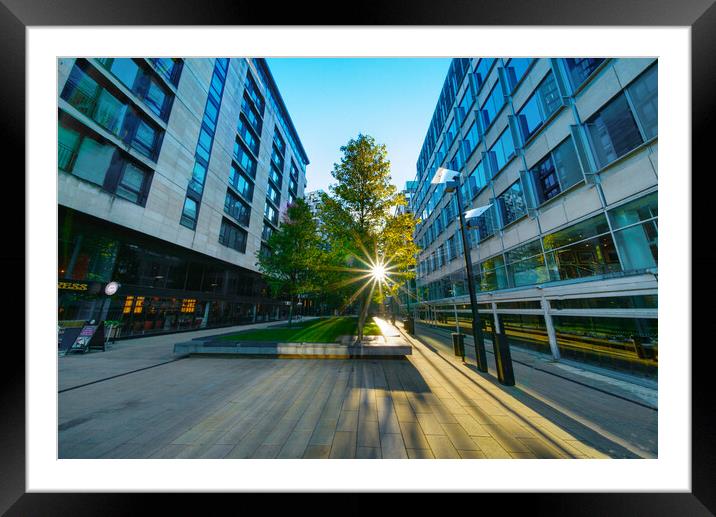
[{"left": 58, "top": 281, "right": 89, "bottom": 291}]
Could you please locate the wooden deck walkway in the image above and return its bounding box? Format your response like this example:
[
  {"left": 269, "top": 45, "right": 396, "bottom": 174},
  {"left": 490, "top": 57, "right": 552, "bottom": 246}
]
[{"left": 59, "top": 336, "right": 609, "bottom": 459}]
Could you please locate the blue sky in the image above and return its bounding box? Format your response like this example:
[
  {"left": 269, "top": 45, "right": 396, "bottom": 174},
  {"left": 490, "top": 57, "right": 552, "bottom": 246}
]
[{"left": 266, "top": 58, "right": 452, "bottom": 194}]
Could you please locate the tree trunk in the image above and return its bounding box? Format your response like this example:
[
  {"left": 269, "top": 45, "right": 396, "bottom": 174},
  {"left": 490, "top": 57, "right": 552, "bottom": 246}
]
[
  {"left": 288, "top": 296, "right": 294, "bottom": 328},
  {"left": 357, "top": 289, "right": 370, "bottom": 343}
]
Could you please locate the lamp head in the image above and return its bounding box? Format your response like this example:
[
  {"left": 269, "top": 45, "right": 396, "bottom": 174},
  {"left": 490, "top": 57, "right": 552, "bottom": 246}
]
[{"left": 431, "top": 167, "right": 460, "bottom": 185}]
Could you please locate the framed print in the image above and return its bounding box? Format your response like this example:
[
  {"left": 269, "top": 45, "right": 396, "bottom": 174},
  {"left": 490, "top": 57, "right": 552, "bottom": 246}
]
[{"left": 2, "top": 0, "right": 713, "bottom": 513}]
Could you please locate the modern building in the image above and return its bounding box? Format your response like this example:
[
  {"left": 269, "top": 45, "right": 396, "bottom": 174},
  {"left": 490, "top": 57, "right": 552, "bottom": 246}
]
[
  {"left": 304, "top": 189, "right": 325, "bottom": 216},
  {"left": 407, "top": 58, "right": 658, "bottom": 377},
  {"left": 57, "top": 57, "right": 309, "bottom": 337}
]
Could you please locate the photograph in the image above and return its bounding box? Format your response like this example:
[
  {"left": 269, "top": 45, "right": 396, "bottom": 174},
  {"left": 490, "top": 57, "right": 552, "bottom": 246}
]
[{"left": 55, "top": 55, "right": 659, "bottom": 461}]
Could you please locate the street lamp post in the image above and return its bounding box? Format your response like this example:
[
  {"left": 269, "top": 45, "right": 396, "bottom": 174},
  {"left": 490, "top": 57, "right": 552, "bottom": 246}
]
[{"left": 433, "top": 167, "right": 488, "bottom": 373}]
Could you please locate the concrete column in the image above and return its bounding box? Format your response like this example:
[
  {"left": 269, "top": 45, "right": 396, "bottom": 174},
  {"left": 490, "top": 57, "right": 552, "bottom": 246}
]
[
  {"left": 252, "top": 304, "right": 257, "bottom": 323},
  {"left": 491, "top": 302, "right": 500, "bottom": 334},
  {"left": 541, "top": 297, "right": 561, "bottom": 360}
]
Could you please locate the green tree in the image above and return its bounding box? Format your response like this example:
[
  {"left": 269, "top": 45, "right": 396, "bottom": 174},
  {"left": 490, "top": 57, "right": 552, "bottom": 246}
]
[
  {"left": 256, "top": 198, "right": 324, "bottom": 327},
  {"left": 318, "top": 134, "right": 418, "bottom": 340}
]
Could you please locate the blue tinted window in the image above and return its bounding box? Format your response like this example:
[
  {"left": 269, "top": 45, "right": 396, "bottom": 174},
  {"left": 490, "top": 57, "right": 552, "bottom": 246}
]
[
  {"left": 481, "top": 81, "right": 505, "bottom": 128},
  {"left": 203, "top": 98, "right": 219, "bottom": 132},
  {"left": 489, "top": 128, "right": 515, "bottom": 172},
  {"left": 229, "top": 164, "right": 254, "bottom": 201},
  {"left": 110, "top": 59, "right": 140, "bottom": 89},
  {"left": 145, "top": 79, "right": 168, "bottom": 118},
  {"left": 469, "top": 160, "right": 490, "bottom": 195},
  {"left": 464, "top": 122, "right": 480, "bottom": 158},
  {"left": 626, "top": 64, "right": 658, "bottom": 140},
  {"left": 133, "top": 120, "right": 158, "bottom": 158},
  {"left": 180, "top": 198, "right": 198, "bottom": 229},
  {"left": 517, "top": 73, "right": 561, "bottom": 142},
  {"left": 586, "top": 93, "right": 643, "bottom": 167},
  {"left": 224, "top": 190, "right": 251, "bottom": 226},
  {"left": 234, "top": 139, "right": 257, "bottom": 177},
  {"left": 475, "top": 58, "right": 495, "bottom": 90},
  {"left": 565, "top": 58, "right": 605, "bottom": 90},
  {"left": 505, "top": 58, "right": 531, "bottom": 91},
  {"left": 498, "top": 181, "right": 527, "bottom": 226},
  {"left": 517, "top": 95, "right": 543, "bottom": 141}
]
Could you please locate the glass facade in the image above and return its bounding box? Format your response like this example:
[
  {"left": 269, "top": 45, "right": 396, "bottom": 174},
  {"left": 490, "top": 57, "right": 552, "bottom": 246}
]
[
  {"left": 58, "top": 58, "right": 311, "bottom": 340},
  {"left": 58, "top": 112, "right": 153, "bottom": 205},
  {"left": 529, "top": 136, "right": 584, "bottom": 204},
  {"left": 58, "top": 207, "right": 286, "bottom": 336},
  {"left": 180, "top": 58, "right": 229, "bottom": 230}
]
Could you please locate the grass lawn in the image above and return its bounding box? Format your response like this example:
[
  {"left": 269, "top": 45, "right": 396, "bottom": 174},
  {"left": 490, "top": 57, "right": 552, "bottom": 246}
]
[{"left": 218, "top": 316, "right": 382, "bottom": 343}]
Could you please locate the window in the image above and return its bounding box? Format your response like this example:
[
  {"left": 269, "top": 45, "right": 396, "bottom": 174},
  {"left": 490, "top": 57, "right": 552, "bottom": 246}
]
[
  {"left": 71, "top": 135, "right": 115, "bottom": 186},
  {"left": 269, "top": 163, "right": 282, "bottom": 187},
  {"left": 267, "top": 183, "right": 281, "bottom": 206},
  {"left": 497, "top": 181, "right": 527, "bottom": 226},
  {"left": 144, "top": 79, "right": 169, "bottom": 119},
  {"left": 289, "top": 177, "right": 298, "bottom": 195},
  {"left": 219, "top": 218, "right": 248, "bottom": 253},
  {"left": 58, "top": 124, "right": 81, "bottom": 171},
  {"left": 626, "top": 64, "right": 658, "bottom": 140},
  {"left": 487, "top": 128, "right": 515, "bottom": 173},
  {"left": 188, "top": 162, "right": 207, "bottom": 197},
  {"left": 463, "top": 122, "right": 480, "bottom": 160},
  {"left": 109, "top": 58, "right": 140, "bottom": 90},
  {"left": 229, "top": 164, "right": 254, "bottom": 201},
  {"left": 58, "top": 115, "right": 152, "bottom": 205},
  {"left": 115, "top": 161, "right": 149, "bottom": 204},
  {"left": 543, "top": 214, "right": 610, "bottom": 250},
  {"left": 608, "top": 192, "right": 658, "bottom": 271},
  {"left": 564, "top": 58, "right": 605, "bottom": 91},
  {"left": 516, "top": 72, "right": 562, "bottom": 142},
  {"left": 94, "top": 90, "right": 127, "bottom": 136},
  {"left": 458, "top": 87, "right": 474, "bottom": 125},
  {"left": 262, "top": 223, "right": 274, "bottom": 242},
  {"left": 480, "top": 81, "right": 505, "bottom": 129},
  {"left": 468, "top": 160, "right": 490, "bottom": 197},
  {"left": 132, "top": 119, "right": 160, "bottom": 159},
  {"left": 237, "top": 114, "right": 260, "bottom": 155},
  {"left": 62, "top": 62, "right": 166, "bottom": 156},
  {"left": 180, "top": 198, "right": 198, "bottom": 229},
  {"left": 473, "top": 203, "right": 499, "bottom": 243},
  {"left": 505, "top": 240, "right": 549, "bottom": 287},
  {"left": 100, "top": 58, "right": 174, "bottom": 121},
  {"left": 477, "top": 255, "right": 508, "bottom": 291},
  {"left": 475, "top": 58, "right": 495, "bottom": 90},
  {"left": 585, "top": 93, "right": 644, "bottom": 168},
  {"left": 179, "top": 59, "right": 228, "bottom": 230},
  {"left": 244, "top": 72, "right": 265, "bottom": 114},
  {"left": 241, "top": 94, "right": 262, "bottom": 135},
  {"left": 542, "top": 214, "right": 620, "bottom": 281},
  {"left": 224, "top": 190, "right": 251, "bottom": 226},
  {"left": 271, "top": 144, "right": 285, "bottom": 171},
  {"left": 234, "top": 138, "right": 257, "bottom": 178},
  {"left": 149, "top": 58, "right": 183, "bottom": 86},
  {"left": 264, "top": 201, "right": 279, "bottom": 225},
  {"left": 530, "top": 137, "right": 584, "bottom": 204},
  {"left": 504, "top": 58, "right": 531, "bottom": 91},
  {"left": 273, "top": 128, "right": 286, "bottom": 155}
]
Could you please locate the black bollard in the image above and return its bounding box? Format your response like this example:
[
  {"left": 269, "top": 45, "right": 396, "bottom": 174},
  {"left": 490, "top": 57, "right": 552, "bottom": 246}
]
[
  {"left": 451, "top": 332, "right": 465, "bottom": 360},
  {"left": 492, "top": 332, "right": 515, "bottom": 386}
]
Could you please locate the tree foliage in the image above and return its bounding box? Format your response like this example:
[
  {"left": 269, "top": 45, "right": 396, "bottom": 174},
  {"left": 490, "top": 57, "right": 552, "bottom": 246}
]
[
  {"left": 256, "top": 198, "right": 324, "bottom": 325},
  {"left": 317, "top": 134, "right": 419, "bottom": 336}
]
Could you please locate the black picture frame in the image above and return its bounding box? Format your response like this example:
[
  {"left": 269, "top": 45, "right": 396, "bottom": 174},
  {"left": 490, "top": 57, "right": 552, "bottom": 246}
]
[{"left": 3, "top": 0, "right": 712, "bottom": 513}]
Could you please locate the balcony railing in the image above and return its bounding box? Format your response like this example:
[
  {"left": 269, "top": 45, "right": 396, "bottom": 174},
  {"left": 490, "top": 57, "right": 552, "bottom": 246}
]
[{"left": 58, "top": 143, "right": 77, "bottom": 171}]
